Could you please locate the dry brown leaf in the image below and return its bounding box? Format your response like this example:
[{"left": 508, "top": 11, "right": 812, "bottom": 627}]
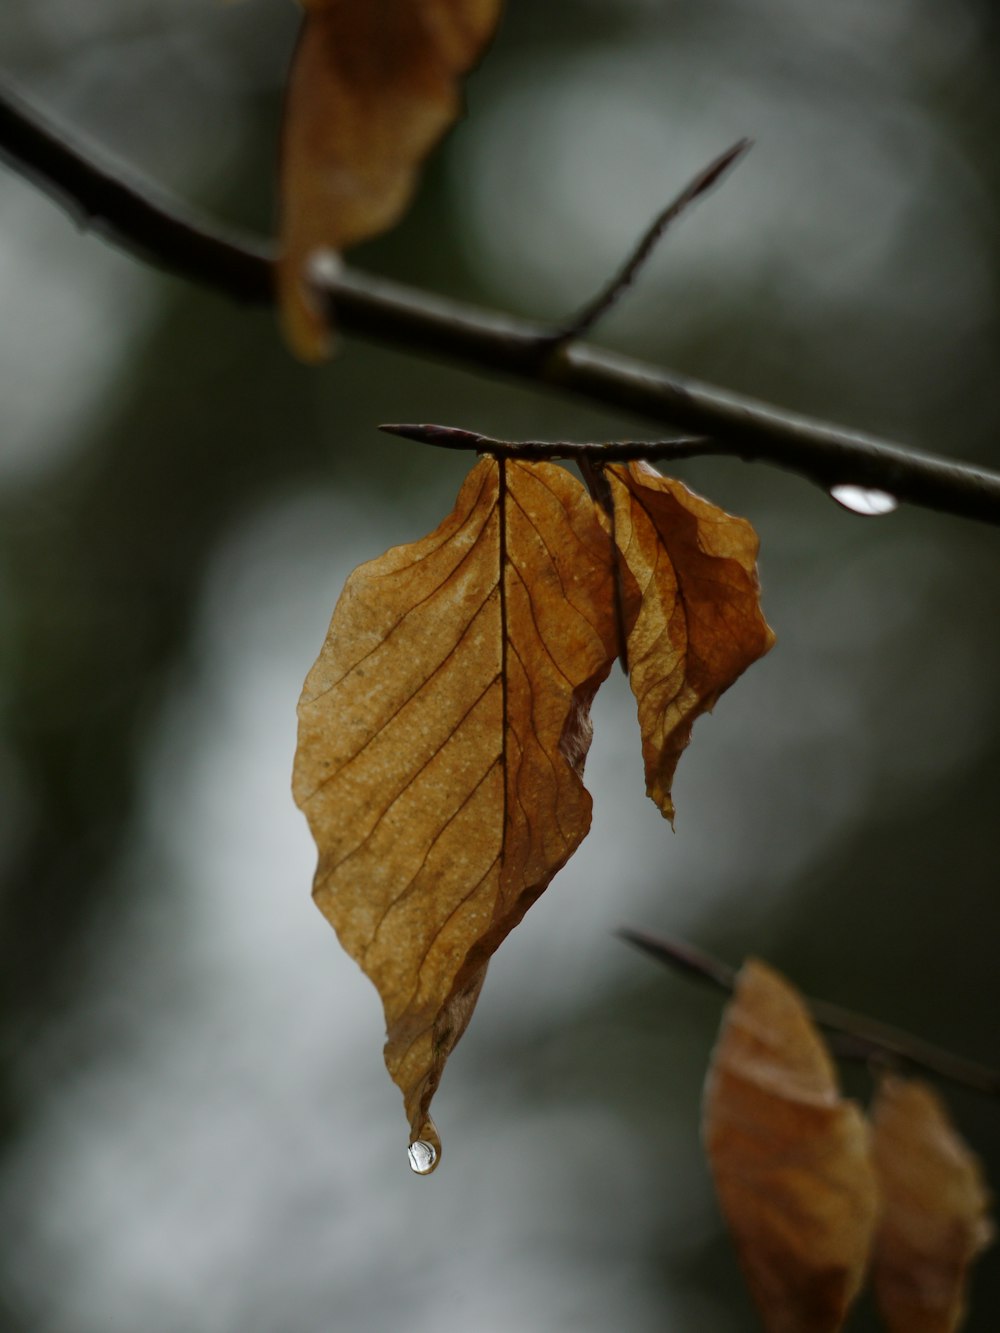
[
  {"left": 703, "top": 959, "right": 878, "bottom": 1333},
  {"left": 604, "top": 461, "right": 774, "bottom": 823},
  {"left": 870, "top": 1074, "right": 993, "bottom": 1333},
  {"left": 293, "top": 458, "right": 625, "bottom": 1167},
  {"left": 278, "top": 1, "right": 502, "bottom": 360}
]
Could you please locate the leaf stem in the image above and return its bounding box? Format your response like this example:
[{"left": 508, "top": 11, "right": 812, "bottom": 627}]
[
  {"left": 618, "top": 927, "right": 1000, "bottom": 1099},
  {"left": 4, "top": 84, "right": 1000, "bottom": 528}
]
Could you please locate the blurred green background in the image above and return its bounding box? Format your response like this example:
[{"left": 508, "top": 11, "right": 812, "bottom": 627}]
[{"left": 1, "top": 2, "right": 999, "bottom": 1329}]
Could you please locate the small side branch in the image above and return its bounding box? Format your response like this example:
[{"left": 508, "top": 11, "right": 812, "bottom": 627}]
[
  {"left": 619, "top": 927, "right": 1000, "bottom": 1100},
  {"left": 550, "top": 139, "right": 751, "bottom": 347},
  {"left": 378, "top": 422, "right": 713, "bottom": 461},
  {"left": 3, "top": 84, "right": 1000, "bottom": 528}
]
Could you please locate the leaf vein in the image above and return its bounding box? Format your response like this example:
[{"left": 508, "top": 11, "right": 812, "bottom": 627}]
[
  {"left": 309, "top": 485, "right": 496, "bottom": 702},
  {"left": 301, "top": 580, "right": 499, "bottom": 801},
  {"left": 319, "top": 671, "right": 502, "bottom": 879},
  {"left": 365, "top": 753, "right": 503, "bottom": 957}
]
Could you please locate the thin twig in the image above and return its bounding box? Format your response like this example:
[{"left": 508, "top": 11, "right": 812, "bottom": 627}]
[
  {"left": 618, "top": 927, "right": 1000, "bottom": 1099},
  {"left": 378, "top": 423, "right": 1000, "bottom": 526},
  {"left": 377, "top": 422, "right": 712, "bottom": 459},
  {"left": 549, "top": 139, "right": 751, "bottom": 347},
  {"left": 3, "top": 84, "right": 1000, "bottom": 527}
]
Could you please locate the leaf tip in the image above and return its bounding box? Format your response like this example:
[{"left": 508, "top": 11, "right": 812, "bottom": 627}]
[
  {"left": 277, "top": 247, "right": 341, "bottom": 362},
  {"left": 647, "top": 775, "right": 677, "bottom": 827}
]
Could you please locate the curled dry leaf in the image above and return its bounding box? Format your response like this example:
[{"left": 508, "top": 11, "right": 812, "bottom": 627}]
[
  {"left": 278, "top": 0, "right": 503, "bottom": 360},
  {"left": 703, "top": 959, "right": 878, "bottom": 1333},
  {"left": 293, "top": 458, "right": 625, "bottom": 1166},
  {"left": 604, "top": 462, "right": 774, "bottom": 823},
  {"left": 870, "top": 1074, "right": 994, "bottom": 1333}
]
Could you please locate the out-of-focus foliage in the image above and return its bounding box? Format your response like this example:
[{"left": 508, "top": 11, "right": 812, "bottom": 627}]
[
  {"left": 871, "top": 1076, "right": 994, "bottom": 1333},
  {"left": 704, "top": 960, "right": 878, "bottom": 1332},
  {"left": 1, "top": 2, "right": 999, "bottom": 1331},
  {"left": 704, "top": 962, "right": 993, "bottom": 1331},
  {"left": 278, "top": 0, "right": 502, "bottom": 358}
]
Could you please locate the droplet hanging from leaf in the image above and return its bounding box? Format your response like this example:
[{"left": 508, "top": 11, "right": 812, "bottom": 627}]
[
  {"left": 293, "top": 457, "right": 628, "bottom": 1167},
  {"left": 407, "top": 1138, "right": 439, "bottom": 1176}
]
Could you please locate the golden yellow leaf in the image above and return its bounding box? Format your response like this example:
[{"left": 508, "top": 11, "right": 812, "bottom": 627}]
[
  {"left": 703, "top": 959, "right": 878, "bottom": 1333},
  {"left": 278, "top": 0, "right": 503, "bottom": 360},
  {"left": 604, "top": 461, "right": 774, "bottom": 822},
  {"left": 870, "top": 1074, "right": 993, "bottom": 1333},
  {"left": 293, "top": 458, "right": 624, "bottom": 1168}
]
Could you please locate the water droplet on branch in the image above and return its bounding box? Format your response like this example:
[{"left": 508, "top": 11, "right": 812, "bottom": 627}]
[{"left": 829, "top": 484, "right": 899, "bottom": 517}]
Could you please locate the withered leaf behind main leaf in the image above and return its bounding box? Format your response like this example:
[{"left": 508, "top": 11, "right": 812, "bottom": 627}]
[
  {"left": 278, "top": 0, "right": 503, "bottom": 360},
  {"left": 293, "top": 458, "right": 625, "bottom": 1166},
  {"left": 605, "top": 462, "right": 775, "bottom": 823},
  {"left": 870, "top": 1074, "right": 994, "bottom": 1333},
  {"left": 703, "top": 959, "right": 878, "bottom": 1333}
]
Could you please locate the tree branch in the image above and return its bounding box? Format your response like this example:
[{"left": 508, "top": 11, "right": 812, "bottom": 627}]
[
  {"left": 3, "top": 83, "right": 1000, "bottom": 526},
  {"left": 0, "top": 84, "right": 272, "bottom": 301},
  {"left": 379, "top": 424, "right": 1000, "bottom": 526},
  {"left": 619, "top": 927, "right": 1000, "bottom": 1100}
]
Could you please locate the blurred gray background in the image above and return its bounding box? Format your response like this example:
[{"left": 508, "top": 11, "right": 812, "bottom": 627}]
[{"left": 1, "top": 1, "right": 999, "bottom": 1329}]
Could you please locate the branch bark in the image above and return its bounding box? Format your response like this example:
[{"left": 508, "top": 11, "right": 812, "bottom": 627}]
[
  {"left": 377, "top": 423, "right": 1000, "bottom": 525},
  {"left": 3, "top": 83, "right": 1000, "bottom": 526}
]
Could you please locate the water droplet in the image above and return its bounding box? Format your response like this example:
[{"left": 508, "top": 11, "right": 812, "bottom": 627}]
[
  {"left": 829, "top": 484, "right": 898, "bottom": 516},
  {"left": 408, "top": 1140, "right": 437, "bottom": 1175},
  {"left": 305, "top": 248, "right": 343, "bottom": 287}
]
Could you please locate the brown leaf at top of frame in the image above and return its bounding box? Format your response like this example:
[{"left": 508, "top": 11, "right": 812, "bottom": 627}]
[
  {"left": 277, "top": 0, "right": 503, "bottom": 360},
  {"left": 604, "top": 461, "right": 774, "bottom": 823},
  {"left": 703, "top": 959, "right": 879, "bottom": 1333},
  {"left": 869, "top": 1074, "right": 994, "bottom": 1333},
  {"left": 292, "top": 457, "right": 627, "bottom": 1167}
]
